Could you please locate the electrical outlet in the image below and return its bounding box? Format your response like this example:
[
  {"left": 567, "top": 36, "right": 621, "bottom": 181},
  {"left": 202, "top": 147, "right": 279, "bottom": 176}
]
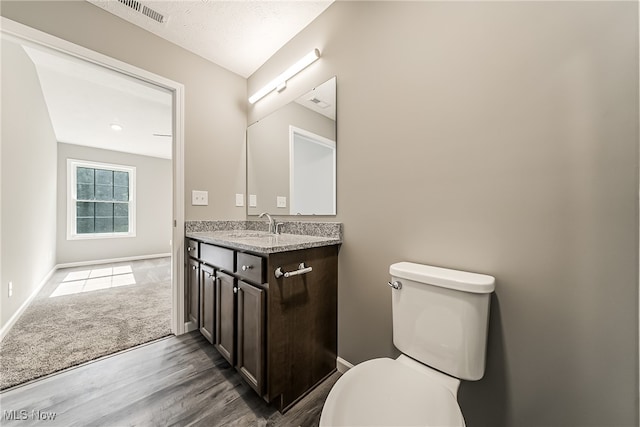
[
  {"left": 8, "top": 282, "right": 12, "bottom": 298},
  {"left": 191, "top": 190, "right": 208, "bottom": 206},
  {"left": 277, "top": 196, "right": 287, "bottom": 208},
  {"left": 249, "top": 194, "right": 257, "bottom": 207},
  {"left": 235, "top": 193, "right": 244, "bottom": 207}
]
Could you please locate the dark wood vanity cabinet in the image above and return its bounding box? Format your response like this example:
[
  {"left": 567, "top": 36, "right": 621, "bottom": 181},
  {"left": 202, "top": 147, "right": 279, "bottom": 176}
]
[
  {"left": 199, "top": 264, "right": 216, "bottom": 344},
  {"left": 186, "top": 235, "right": 338, "bottom": 413},
  {"left": 186, "top": 257, "right": 199, "bottom": 326},
  {"left": 236, "top": 279, "right": 265, "bottom": 394},
  {"left": 214, "top": 271, "right": 236, "bottom": 365},
  {"left": 214, "top": 269, "right": 266, "bottom": 395},
  {"left": 265, "top": 245, "right": 338, "bottom": 411}
]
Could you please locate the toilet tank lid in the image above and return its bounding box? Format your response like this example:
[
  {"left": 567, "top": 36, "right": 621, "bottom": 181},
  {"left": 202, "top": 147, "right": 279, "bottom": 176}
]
[{"left": 390, "top": 262, "right": 495, "bottom": 294}]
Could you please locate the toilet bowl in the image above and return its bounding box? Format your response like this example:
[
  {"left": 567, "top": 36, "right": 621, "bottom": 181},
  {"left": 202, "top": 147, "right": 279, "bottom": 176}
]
[
  {"left": 320, "top": 262, "right": 495, "bottom": 427},
  {"left": 320, "top": 356, "right": 465, "bottom": 426}
]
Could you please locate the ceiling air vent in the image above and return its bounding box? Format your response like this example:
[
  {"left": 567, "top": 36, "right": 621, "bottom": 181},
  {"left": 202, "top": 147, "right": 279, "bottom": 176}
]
[
  {"left": 142, "top": 6, "right": 165, "bottom": 24},
  {"left": 116, "top": 0, "right": 165, "bottom": 24},
  {"left": 308, "top": 96, "right": 330, "bottom": 109},
  {"left": 117, "top": 0, "right": 141, "bottom": 12}
]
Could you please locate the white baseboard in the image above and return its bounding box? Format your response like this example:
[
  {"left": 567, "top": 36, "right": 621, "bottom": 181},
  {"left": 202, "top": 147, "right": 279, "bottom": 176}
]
[
  {"left": 0, "top": 253, "right": 172, "bottom": 342},
  {"left": 56, "top": 253, "right": 171, "bottom": 269},
  {"left": 0, "top": 265, "right": 56, "bottom": 342},
  {"left": 337, "top": 357, "right": 354, "bottom": 373},
  {"left": 184, "top": 321, "right": 199, "bottom": 333}
]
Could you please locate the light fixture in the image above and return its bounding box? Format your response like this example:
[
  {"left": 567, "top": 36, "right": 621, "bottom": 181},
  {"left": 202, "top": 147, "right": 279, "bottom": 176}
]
[
  {"left": 110, "top": 123, "right": 123, "bottom": 131},
  {"left": 248, "top": 48, "right": 321, "bottom": 104}
]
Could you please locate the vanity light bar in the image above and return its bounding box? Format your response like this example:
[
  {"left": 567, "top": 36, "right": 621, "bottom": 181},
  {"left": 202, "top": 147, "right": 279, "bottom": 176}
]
[{"left": 248, "top": 49, "right": 321, "bottom": 105}]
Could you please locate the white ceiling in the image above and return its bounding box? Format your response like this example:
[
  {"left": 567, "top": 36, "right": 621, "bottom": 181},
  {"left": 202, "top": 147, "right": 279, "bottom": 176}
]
[
  {"left": 86, "top": 0, "right": 334, "bottom": 78},
  {"left": 10, "top": 1, "right": 333, "bottom": 160},
  {"left": 22, "top": 42, "right": 173, "bottom": 159}
]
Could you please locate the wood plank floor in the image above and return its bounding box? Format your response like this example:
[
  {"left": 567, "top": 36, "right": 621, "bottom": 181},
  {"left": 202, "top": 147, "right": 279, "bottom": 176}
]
[{"left": 0, "top": 332, "right": 340, "bottom": 426}]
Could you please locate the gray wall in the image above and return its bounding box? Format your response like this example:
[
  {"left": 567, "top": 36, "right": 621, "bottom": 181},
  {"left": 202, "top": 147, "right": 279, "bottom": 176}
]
[
  {"left": 248, "top": 2, "right": 639, "bottom": 426},
  {"left": 56, "top": 143, "right": 172, "bottom": 264},
  {"left": 1, "top": 39, "right": 58, "bottom": 328},
  {"left": 247, "top": 101, "right": 335, "bottom": 215},
  {"left": 3, "top": 1, "right": 638, "bottom": 425},
  {"left": 1, "top": 0, "right": 247, "bottom": 222}
]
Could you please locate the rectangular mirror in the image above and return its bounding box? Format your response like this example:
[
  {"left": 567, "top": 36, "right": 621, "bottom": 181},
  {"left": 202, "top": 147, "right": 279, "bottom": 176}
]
[{"left": 247, "top": 76, "right": 336, "bottom": 216}]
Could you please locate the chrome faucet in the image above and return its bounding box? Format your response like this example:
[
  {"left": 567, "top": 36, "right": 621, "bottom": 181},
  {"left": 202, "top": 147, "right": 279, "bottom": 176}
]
[{"left": 259, "top": 212, "right": 275, "bottom": 234}]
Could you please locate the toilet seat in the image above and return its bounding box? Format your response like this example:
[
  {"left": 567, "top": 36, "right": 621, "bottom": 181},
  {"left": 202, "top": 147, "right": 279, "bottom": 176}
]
[{"left": 320, "top": 358, "right": 465, "bottom": 427}]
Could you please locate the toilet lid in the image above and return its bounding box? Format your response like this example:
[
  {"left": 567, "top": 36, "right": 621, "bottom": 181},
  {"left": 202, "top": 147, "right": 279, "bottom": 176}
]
[{"left": 321, "top": 358, "right": 465, "bottom": 427}]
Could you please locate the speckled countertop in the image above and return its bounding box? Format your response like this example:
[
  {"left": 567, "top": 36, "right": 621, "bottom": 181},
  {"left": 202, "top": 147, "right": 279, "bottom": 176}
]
[
  {"left": 185, "top": 221, "right": 342, "bottom": 254},
  {"left": 186, "top": 230, "right": 341, "bottom": 254}
]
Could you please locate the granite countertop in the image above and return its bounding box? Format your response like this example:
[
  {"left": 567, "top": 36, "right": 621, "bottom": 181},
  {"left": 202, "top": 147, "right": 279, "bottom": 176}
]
[{"left": 186, "top": 230, "right": 341, "bottom": 254}]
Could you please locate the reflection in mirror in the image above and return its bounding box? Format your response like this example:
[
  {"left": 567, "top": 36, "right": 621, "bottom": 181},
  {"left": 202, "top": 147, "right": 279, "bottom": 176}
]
[{"left": 247, "top": 77, "right": 336, "bottom": 216}]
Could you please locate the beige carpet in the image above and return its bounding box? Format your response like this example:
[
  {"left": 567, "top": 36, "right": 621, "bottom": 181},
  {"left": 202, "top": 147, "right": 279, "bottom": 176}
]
[{"left": 0, "top": 257, "right": 172, "bottom": 390}]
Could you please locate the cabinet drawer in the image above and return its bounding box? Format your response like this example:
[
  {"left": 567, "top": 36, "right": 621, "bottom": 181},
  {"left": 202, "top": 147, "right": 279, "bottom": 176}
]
[
  {"left": 186, "top": 239, "right": 199, "bottom": 258},
  {"left": 201, "top": 244, "right": 234, "bottom": 271},
  {"left": 236, "top": 252, "right": 264, "bottom": 284}
]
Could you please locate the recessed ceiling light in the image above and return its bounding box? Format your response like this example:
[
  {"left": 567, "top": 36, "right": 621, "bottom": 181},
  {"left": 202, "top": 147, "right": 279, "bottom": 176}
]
[{"left": 110, "top": 123, "right": 123, "bottom": 131}]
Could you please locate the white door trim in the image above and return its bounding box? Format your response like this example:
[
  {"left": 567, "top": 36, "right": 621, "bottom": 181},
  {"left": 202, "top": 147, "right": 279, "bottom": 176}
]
[
  {"left": 288, "top": 125, "right": 336, "bottom": 215},
  {"left": 1, "top": 16, "right": 186, "bottom": 335}
]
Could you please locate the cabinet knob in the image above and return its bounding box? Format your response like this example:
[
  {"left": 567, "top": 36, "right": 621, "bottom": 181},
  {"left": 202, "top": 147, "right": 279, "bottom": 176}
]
[
  {"left": 206, "top": 271, "right": 213, "bottom": 278},
  {"left": 241, "top": 265, "right": 253, "bottom": 271},
  {"left": 233, "top": 287, "right": 238, "bottom": 294},
  {"left": 187, "top": 246, "right": 193, "bottom": 252},
  {"left": 192, "top": 265, "right": 197, "bottom": 271}
]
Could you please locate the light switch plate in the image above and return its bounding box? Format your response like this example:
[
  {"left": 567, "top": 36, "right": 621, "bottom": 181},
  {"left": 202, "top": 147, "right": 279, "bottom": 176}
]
[
  {"left": 249, "top": 194, "right": 257, "bottom": 207},
  {"left": 235, "top": 193, "right": 244, "bottom": 207},
  {"left": 277, "top": 196, "right": 287, "bottom": 208},
  {"left": 192, "top": 190, "right": 208, "bottom": 206}
]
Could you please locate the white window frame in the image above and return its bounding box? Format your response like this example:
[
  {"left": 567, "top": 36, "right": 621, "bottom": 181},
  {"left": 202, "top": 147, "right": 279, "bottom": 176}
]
[{"left": 67, "top": 158, "right": 136, "bottom": 240}]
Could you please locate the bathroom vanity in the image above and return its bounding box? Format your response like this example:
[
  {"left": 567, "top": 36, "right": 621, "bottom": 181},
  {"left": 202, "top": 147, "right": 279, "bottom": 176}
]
[{"left": 185, "top": 224, "right": 340, "bottom": 412}]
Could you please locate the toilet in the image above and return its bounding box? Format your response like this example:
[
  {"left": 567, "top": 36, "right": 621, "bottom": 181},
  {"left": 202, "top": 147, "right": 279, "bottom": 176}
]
[{"left": 319, "top": 261, "right": 495, "bottom": 427}]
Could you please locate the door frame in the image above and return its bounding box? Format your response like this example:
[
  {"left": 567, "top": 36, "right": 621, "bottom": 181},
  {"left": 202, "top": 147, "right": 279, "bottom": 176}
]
[
  {"left": 1, "top": 16, "right": 186, "bottom": 335},
  {"left": 288, "top": 125, "right": 336, "bottom": 215}
]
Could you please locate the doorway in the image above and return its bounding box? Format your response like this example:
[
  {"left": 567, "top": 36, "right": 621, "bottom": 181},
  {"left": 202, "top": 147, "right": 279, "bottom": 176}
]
[{"left": 0, "top": 17, "right": 186, "bottom": 385}]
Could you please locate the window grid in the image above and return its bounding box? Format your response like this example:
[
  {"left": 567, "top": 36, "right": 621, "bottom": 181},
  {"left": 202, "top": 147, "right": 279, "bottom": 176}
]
[
  {"left": 75, "top": 167, "right": 130, "bottom": 235},
  {"left": 68, "top": 159, "right": 135, "bottom": 239}
]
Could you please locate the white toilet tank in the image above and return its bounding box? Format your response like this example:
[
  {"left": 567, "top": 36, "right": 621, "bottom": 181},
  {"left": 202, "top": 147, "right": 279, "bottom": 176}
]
[{"left": 390, "top": 262, "right": 495, "bottom": 381}]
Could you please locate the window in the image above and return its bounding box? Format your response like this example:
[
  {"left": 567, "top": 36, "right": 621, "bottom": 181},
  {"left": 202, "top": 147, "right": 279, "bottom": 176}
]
[{"left": 67, "top": 159, "right": 136, "bottom": 239}]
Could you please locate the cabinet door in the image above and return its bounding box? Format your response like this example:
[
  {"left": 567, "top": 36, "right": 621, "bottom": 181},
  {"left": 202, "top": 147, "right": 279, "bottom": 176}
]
[
  {"left": 215, "top": 271, "right": 236, "bottom": 365},
  {"left": 199, "top": 264, "right": 215, "bottom": 344},
  {"left": 236, "top": 280, "right": 265, "bottom": 395},
  {"left": 187, "top": 258, "right": 199, "bottom": 326}
]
